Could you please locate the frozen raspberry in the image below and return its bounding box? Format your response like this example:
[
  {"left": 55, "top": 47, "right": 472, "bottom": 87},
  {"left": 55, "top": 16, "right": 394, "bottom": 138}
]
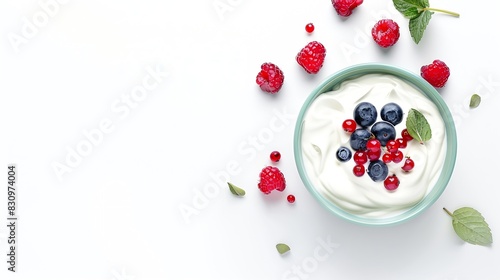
[
  {"left": 258, "top": 166, "right": 286, "bottom": 194},
  {"left": 256, "top": 62, "right": 285, "bottom": 93},
  {"left": 420, "top": 60, "right": 450, "bottom": 88},
  {"left": 371, "top": 19, "right": 400, "bottom": 48},
  {"left": 332, "top": 0, "right": 363, "bottom": 17},
  {"left": 296, "top": 41, "right": 326, "bottom": 74}
]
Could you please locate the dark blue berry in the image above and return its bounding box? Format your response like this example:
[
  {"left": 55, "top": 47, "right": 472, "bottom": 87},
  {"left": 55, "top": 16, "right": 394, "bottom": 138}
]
[
  {"left": 367, "top": 160, "right": 389, "bottom": 182},
  {"left": 380, "top": 103, "right": 403, "bottom": 125},
  {"left": 353, "top": 102, "right": 377, "bottom": 127},
  {"left": 349, "top": 129, "right": 372, "bottom": 151},
  {"left": 336, "top": 146, "right": 352, "bottom": 162},
  {"left": 370, "top": 121, "right": 396, "bottom": 146}
]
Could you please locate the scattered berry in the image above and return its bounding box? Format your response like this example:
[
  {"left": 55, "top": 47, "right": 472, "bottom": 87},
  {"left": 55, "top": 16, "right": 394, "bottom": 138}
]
[
  {"left": 353, "top": 150, "right": 368, "bottom": 165},
  {"left": 366, "top": 139, "right": 381, "bottom": 153},
  {"left": 350, "top": 129, "right": 372, "bottom": 151},
  {"left": 258, "top": 166, "right": 286, "bottom": 194},
  {"left": 386, "top": 140, "right": 400, "bottom": 153},
  {"left": 270, "top": 151, "right": 281, "bottom": 162},
  {"left": 332, "top": 0, "right": 363, "bottom": 17},
  {"left": 287, "top": 194, "right": 296, "bottom": 203},
  {"left": 305, "top": 23, "right": 315, "bottom": 33},
  {"left": 256, "top": 62, "right": 285, "bottom": 93},
  {"left": 384, "top": 175, "right": 400, "bottom": 191},
  {"left": 353, "top": 164, "right": 365, "bottom": 177},
  {"left": 420, "top": 60, "right": 450, "bottom": 88},
  {"left": 367, "top": 148, "right": 382, "bottom": 161},
  {"left": 336, "top": 146, "right": 352, "bottom": 162},
  {"left": 392, "top": 150, "right": 404, "bottom": 163},
  {"left": 396, "top": 138, "right": 407, "bottom": 149},
  {"left": 402, "top": 158, "right": 415, "bottom": 172},
  {"left": 371, "top": 121, "right": 396, "bottom": 146},
  {"left": 380, "top": 102, "right": 403, "bottom": 125},
  {"left": 354, "top": 102, "right": 377, "bottom": 127},
  {"left": 342, "top": 119, "right": 357, "bottom": 133},
  {"left": 371, "top": 19, "right": 400, "bottom": 48},
  {"left": 367, "top": 160, "right": 389, "bottom": 182},
  {"left": 401, "top": 128, "right": 413, "bottom": 141},
  {"left": 382, "top": 153, "right": 393, "bottom": 163},
  {"left": 296, "top": 41, "right": 326, "bottom": 74}
]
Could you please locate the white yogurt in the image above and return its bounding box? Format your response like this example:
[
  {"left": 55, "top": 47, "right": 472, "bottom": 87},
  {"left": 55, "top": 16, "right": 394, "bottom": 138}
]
[{"left": 301, "top": 74, "right": 447, "bottom": 217}]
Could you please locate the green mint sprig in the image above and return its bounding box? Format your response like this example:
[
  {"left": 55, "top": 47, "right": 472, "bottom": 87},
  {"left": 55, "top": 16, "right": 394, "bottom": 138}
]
[
  {"left": 393, "top": 0, "right": 460, "bottom": 44},
  {"left": 444, "top": 207, "right": 493, "bottom": 246},
  {"left": 406, "top": 108, "right": 432, "bottom": 144}
]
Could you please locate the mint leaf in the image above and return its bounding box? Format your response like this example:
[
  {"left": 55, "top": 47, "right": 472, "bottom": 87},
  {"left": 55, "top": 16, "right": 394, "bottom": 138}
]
[
  {"left": 409, "top": 10, "right": 433, "bottom": 44},
  {"left": 444, "top": 207, "right": 493, "bottom": 246},
  {"left": 227, "top": 182, "right": 246, "bottom": 197},
  {"left": 405, "top": 108, "right": 432, "bottom": 144},
  {"left": 469, "top": 94, "right": 481, "bottom": 109},
  {"left": 392, "top": 0, "right": 426, "bottom": 19},
  {"left": 276, "top": 243, "right": 291, "bottom": 255}
]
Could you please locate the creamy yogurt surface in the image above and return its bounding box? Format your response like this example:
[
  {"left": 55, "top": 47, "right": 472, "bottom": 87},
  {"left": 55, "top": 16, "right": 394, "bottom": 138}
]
[{"left": 301, "top": 74, "right": 447, "bottom": 217}]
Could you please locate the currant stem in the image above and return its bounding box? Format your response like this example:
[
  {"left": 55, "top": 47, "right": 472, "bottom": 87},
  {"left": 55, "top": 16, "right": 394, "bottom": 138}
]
[
  {"left": 443, "top": 207, "right": 454, "bottom": 217},
  {"left": 421, "top": 7, "right": 460, "bottom": 17}
]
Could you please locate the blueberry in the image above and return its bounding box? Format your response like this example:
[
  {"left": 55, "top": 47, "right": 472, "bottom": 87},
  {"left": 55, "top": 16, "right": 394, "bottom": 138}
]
[
  {"left": 370, "top": 121, "right": 396, "bottom": 146},
  {"left": 349, "top": 129, "right": 372, "bottom": 151},
  {"left": 380, "top": 103, "right": 403, "bottom": 125},
  {"left": 353, "top": 102, "right": 377, "bottom": 127},
  {"left": 336, "top": 146, "right": 352, "bottom": 162},
  {"left": 367, "top": 160, "right": 389, "bottom": 182}
]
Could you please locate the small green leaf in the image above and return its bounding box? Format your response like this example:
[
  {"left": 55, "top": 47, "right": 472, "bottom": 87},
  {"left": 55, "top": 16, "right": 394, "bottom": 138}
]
[
  {"left": 469, "top": 94, "right": 481, "bottom": 109},
  {"left": 227, "top": 182, "right": 245, "bottom": 197},
  {"left": 444, "top": 207, "right": 493, "bottom": 246},
  {"left": 392, "top": 0, "right": 426, "bottom": 19},
  {"left": 409, "top": 10, "right": 433, "bottom": 44},
  {"left": 405, "top": 108, "right": 432, "bottom": 144},
  {"left": 276, "top": 243, "right": 291, "bottom": 255}
]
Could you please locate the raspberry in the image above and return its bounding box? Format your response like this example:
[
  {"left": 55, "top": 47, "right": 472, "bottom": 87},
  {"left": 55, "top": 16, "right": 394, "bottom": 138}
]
[
  {"left": 256, "top": 62, "right": 285, "bottom": 93},
  {"left": 371, "top": 19, "right": 400, "bottom": 48},
  {"left": 420, "top": 60, "right": 450, "bottom": 88},
  {"left": 258, "top": 166, "right": 286, "bottom": 194},
  {"left": 332, "top": 0, "right": 363, "bottom": 17},
  {"left": 296, "top": 41, "right": 326, "bottom": 74}
]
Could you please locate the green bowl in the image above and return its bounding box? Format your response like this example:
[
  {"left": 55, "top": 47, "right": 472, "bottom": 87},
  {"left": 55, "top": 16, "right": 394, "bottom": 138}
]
[{"left": 293, "top": 63, "right": 457, "bottom": 226}]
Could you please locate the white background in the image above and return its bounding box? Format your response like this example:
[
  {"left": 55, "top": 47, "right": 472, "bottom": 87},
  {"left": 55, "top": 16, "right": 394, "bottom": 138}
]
[{"left": 1, "top": 0, "right": 499, "bottom": 279}]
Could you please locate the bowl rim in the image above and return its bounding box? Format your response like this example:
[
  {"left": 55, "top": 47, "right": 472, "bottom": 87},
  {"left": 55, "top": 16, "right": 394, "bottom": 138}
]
[{"left": 293, "top": 63, "right": 457, "bottom": 226}]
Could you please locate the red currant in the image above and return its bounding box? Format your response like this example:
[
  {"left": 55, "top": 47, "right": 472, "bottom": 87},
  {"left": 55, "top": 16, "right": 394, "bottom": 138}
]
[
  {"left": 353, "top": 164, "right": 365, "bottom": 177},
  {"left": 401, "top": 129, "right": 413, "bottom": 141},
  {"left": 396, "top": 138, "right": 407, "bottom": 149},
  {"left": 382, "top": 153, "right": 393, "bottom": 163},
  {"left": 402, "top": 158, "right": 415, "bottom": 172},
  {"left": 287, "top": 194, "right": 296, "bottom": 203},
  {"left": 353, "top": 151, "right": 368, "bottom": 165},
  {"left": 270, "top": 151, "right": 281, "bottom": 162},
  {"left": 305, "top": 23, "right": 315, "bottom": 33},
  {"left": 342, "top": 119, "right": 357, "bottom": 133},
  {"left": 366, "top": 139, "right": 381, "bottom": 152},
  {"left": 384, "top": 175, "right": 400, "bottom": 191},
  {"left": 386, "top": 140, "right": 399, "bottom": 153},
  {"left": 367, "top": 149, "right": 381, "bottom": 161},
  {"left": 392, "top": 150, "right": 404, "bottom": 163}
]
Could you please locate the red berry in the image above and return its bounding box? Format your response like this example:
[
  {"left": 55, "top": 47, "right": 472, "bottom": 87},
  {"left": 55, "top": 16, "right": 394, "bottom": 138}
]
[
  {"left": 386, "top": 140, "right": 400, "bottom": 153},
  {"left": 392, "top": 150, "right": 404, "bottom": 163},
  {"left": 287, "top": 194, "right": 296, "bottom": 203},
  {"left": 384, "top": 175, "right": 400, "bottom": 191},
  {"left": 256, "top": 62, "right": 285, "bottom": 93},
  {"left": 402, "top": 158, "right": 415, "bottom": 172},
  {"left": 371, "top": 19, "right": 400, "bottom": 48},
  {"left": 401, "top": 129, "right": 413, "bottom": 141},
  {"left": 296, "top": 41, "right": 326, "bottom": 74},
  {"left": 353, "top": 164, "right": 365, "bottom": 177},
  {"left": 258, "top": 166, "right": 286, "bottom": 194},
  {"left": 367, "top": 149, "right": 382, "bottom": 161},
  {"left": 382, "top": 153, "right": 393, "bottom": 163},
  {"left": 305, "top": 23, "right": 315, "bottom": 33},
  {"left": 332, "top": 0, "right": 363, "bottom": 17},
  {"left": 342, "top": 119, "right": 357, "bottom": 133},
  {"left": 353, "top": 151, "right": 368, "bottom": 165},
  {"left": 366, "top": 139, "right": 381, "bottom": 152},
  {"left": 270, "top": 151, "right": 281, "bottom": 162},
  {"left": 420, "top": 60, "right": 450, "bottom": 88},
  {"left": 396, "top": 138, "right": 407, "bottom": 149}
]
